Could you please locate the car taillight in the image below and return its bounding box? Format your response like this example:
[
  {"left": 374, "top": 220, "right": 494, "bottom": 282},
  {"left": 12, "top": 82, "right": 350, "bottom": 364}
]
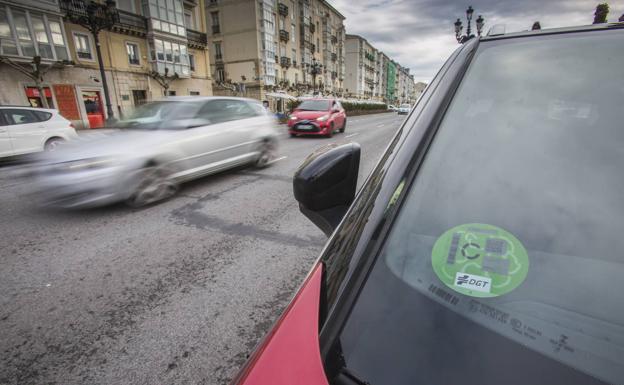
[{"left": 231, "top": 263, "right": 328, "bottom": 385}]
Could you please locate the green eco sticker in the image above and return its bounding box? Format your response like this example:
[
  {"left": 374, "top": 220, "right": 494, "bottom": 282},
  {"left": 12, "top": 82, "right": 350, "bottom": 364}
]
[{"left": 431, "top": 223, "right": 529, "bottom": 298}]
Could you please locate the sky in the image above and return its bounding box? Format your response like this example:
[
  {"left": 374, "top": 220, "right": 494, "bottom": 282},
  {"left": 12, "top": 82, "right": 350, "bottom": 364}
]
[{"left": 330, "top": 0, "right": 624, "bottom": 83}]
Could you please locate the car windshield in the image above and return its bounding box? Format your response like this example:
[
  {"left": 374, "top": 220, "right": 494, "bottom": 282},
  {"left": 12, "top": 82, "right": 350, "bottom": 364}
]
[
  {"left": 400, "top": 104, "right": 410, "bottom": 108},
  {"left": 115, "top": 101, "right": 203, "bottom": 130},
  {"left": 333, "top": 30, "right": 624, "bottom": 385},
  {"left": 296, "top": 100, "right": 331, "bottom": 111}
]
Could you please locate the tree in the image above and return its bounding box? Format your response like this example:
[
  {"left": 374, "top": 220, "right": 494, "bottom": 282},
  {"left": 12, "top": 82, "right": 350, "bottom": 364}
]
[
  {"left": 593, "top": 3, "right": 609, "bottom": 24},
  {"left": 0, "top": 55, "right": 70, "bottom": 108},
  {"left": 149, "top": 67, "right": 179, "bottom": 96}
]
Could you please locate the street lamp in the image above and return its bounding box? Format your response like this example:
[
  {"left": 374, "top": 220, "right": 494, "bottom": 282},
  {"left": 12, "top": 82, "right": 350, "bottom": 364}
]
[
  {"left": 60, "top": 0, "right": 119, "bottom": 120},
  {"left": 454, "top": 6, "right": 484, "bottom": 44},
  {"left": 309, "top": 59, "right": 323, "bottom": 94}
]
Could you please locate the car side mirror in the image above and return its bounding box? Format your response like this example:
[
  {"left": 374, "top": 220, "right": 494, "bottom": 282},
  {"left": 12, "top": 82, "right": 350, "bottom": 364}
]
[
  {"left": 332, "top": 106, "right": 340, "bottom": 113},
  {"left": 293, "top": 143, "right": 360, "bottom": 237}
]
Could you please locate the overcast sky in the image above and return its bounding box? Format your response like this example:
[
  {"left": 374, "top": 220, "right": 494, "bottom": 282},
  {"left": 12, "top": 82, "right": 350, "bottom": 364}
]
[{"left": 331, "top": 0, "right": 624, "bottom": 83}]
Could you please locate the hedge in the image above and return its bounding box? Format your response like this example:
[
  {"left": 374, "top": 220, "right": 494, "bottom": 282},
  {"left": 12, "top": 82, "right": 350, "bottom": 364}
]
[{"left": 287, "top": 99, "right": 387, "bottom": 112}]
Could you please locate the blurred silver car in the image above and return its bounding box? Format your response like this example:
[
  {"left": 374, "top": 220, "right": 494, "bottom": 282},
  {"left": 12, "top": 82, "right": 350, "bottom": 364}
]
[{"left": 31, "top": 97, "right": 279, "bottom": 208}]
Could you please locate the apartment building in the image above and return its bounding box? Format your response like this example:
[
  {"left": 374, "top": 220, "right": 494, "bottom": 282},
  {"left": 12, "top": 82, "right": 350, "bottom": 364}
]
[
  {"left": 0, "top": 0, "right": 212, "bottom": 128},
  {"left": 344, "top": 34, "right": 417, "bottom": 103},
  {"left": 206, "top": 0, "right": 345, "bottom": 102}
]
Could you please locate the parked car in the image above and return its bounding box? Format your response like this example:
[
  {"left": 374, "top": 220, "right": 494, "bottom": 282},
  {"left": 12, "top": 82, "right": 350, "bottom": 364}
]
[
  {"left": 0, "top": 106, "right": 77, "bottom": 158},
  {"left": 31, "top": 97, "right": 279, "bottom": 208},
  {"left": 232, "top": 23, "right": 624, "bottom": 385},
  {"left": 387, "top": 104, "right": 398, "bottom": 112},
  {"left": 288, "top": 98, "right": 347, "bottom": 138},
  {"left": 397, "top": 103, "right": 411, "bottom": 114}
]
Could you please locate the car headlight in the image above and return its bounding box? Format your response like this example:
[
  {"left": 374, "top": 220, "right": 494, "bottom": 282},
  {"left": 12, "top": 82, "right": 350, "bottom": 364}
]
[
  {"left": 289, "top": 116, "right": 298, "bottom": 120},
  {"left": 316, "top": 114, "right": 330, "bottom": 122},
  {"left": 65, "top": 157, "right": 117, "bottom": 171}
]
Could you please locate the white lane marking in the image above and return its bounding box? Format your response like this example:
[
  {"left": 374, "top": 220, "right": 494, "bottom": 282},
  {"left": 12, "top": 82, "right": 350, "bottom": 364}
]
[
  {"left": 376, "top": 124, "right": 385, "bottom": 127},
  {"left": 268, "top": 156, "right": 287, "bottom": 164},
  {"left": 345, "top": 133, "right": 359, "bottom": 138}
]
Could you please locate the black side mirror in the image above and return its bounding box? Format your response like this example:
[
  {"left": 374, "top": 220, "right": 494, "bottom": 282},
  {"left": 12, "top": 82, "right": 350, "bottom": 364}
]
[{"left": 293, "top": 143, "right": 360, "bottom": 236}]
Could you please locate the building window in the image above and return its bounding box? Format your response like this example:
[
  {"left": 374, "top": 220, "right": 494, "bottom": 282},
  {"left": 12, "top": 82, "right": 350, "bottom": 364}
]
[
  {"left": 73, "top": 32, "right": 93, "bottom": 60},
  {"left": 190, "top": 91, "right": 200, "bottom": 95},
  {"left": 291, "top": 23, "right": 295, "bottom": 43},
  {"left": 117, "top": 0, "right": 135, "bottom": 13},
  {"left": 184, "top": 9, "right": 195, "bottom": 29},
  {"left": 126, "top": 42, "right": 140, "bottom": 65},
  {"left": 151, "top": 38, "right": 190, "bottom": 76},
  {"left": 291, "top": 48, "right": 296, "bottom": 63},
  {"left": 211, "top": 11, "right": 220, "bottom": 34},
  {"left": 168, "top": 90, "right": 176, "bottom": 96},
  {"left": 189, "top": 53, "right": 195, "bottom": 71},
  {"left": 216, "top": 66, "right": 225, "bottom": 82},
  {"left": 213, "top": 42, "right": 222, "bottom": 61},
  {"left": 147, "top": 0, "right": 185, "bottom": 36}
]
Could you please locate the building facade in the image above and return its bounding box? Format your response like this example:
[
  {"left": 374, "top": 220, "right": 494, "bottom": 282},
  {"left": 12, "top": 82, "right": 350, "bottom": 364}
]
[
  {"left": 206, "top": 0, "right": 345, "bottom": 105},
  {"left": 0, "top": 0, "right": 212, "bottom": 129}
]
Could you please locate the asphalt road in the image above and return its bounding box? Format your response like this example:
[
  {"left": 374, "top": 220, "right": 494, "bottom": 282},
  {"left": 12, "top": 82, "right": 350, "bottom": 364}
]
[{"left": 0, "top": 112, "right": 405, "bottom": 385}]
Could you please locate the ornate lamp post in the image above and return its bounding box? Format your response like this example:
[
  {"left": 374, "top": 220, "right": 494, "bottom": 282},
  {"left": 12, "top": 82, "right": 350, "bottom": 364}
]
[
  {"left": 309, "top": 59, "right": 323, "bottom": 94},
  {"left": 454, "top": 6, "right": 484, "bottom": 44},
  {"left": 61, "top": 0, "right": 119, "bottom": 120}
]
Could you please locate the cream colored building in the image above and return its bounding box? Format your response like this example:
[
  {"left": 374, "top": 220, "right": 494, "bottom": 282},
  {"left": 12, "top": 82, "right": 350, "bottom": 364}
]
[
  {"left": 206, "top": 0, "right": 345, "bottom": 106},
  {"left": 0, "top": 0, "right": 212, "bottom": 129}
]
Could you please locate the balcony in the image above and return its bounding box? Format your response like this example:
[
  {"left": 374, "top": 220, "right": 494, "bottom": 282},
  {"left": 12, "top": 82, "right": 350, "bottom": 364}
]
[
  {"left": 61, "top": 2, "right": 148, "bottom": 37},
  {"left": 278, "top": 3, "right": 289, "bottom": 17},
  {"left": 279, "top": 29, "right": 289, "bottom": 42},
  {"left": 331, "top": 52, "right": 337, "bottom": 62},
  {"left": 187, "top": 28, "right": 208, "bottom": 49},
  {"left": 212, "top": 25, "right": 221, "bottom": 34},
  {"left": 280, "top": 56, "right": 291, "bottom": 68}
]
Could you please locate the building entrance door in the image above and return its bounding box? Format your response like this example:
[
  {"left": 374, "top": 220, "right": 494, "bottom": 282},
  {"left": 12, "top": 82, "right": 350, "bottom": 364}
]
[{"left": 82, "top": 90, "right": 105, "bottom": 128}]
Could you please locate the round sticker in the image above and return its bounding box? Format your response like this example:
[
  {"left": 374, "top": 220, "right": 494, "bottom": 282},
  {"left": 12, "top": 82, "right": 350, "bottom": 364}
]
[{"left": 431, "top": 223, "right": 529, "bottom": 298}]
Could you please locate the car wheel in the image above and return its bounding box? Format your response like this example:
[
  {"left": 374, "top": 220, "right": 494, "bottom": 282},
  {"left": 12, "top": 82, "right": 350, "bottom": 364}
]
[
  {"left": 255, "top": 140, "right": 276, "bottom": 168},
  {"left": 326, "top": 122, "right": 334, "bottom": 138},
  {"left": 289, "top": 133, "right": 297, "bottom": 137},
  {"left": 44, "top": 137, "right": 64, "bottom": 152},
  {"left": 339, "top": 119, "right": 347, "bottom": 133},
  {"left": 126, "top": 164, "right": 178, "bottom": 207}
]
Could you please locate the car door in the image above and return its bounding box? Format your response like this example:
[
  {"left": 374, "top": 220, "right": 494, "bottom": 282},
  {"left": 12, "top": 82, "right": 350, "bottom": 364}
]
[
  {"left": 0, "top": 112, "right": 14, "bottom": 157},
  {"left": 196, "top": 99, "right": 259, "bottom": 163},
  {"left": 2, "top": 109, "right": 46, "bottom": 155},
  {"left": 332, "top": 100, "right": 344, "bottom": 128}
]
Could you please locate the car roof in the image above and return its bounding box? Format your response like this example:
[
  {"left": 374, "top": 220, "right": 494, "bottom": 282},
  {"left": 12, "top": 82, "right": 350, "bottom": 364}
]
[
  {"left": 0, "top": 106, "right": 57, "bottom": 113},
  {"left": 160, "top": 96, "right": 262, "bottom": 104},
  {"left": 481, "top": 22, "right": 624, "bottom": 42}
]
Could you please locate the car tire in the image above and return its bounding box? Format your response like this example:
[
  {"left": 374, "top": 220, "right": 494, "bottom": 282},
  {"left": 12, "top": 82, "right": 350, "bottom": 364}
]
[
  {"left": 326, "top": 123, "right": 334, "bottom": 138},
  {"left": 289, "top": 133, "right": 297, "bottom": 138},
  {"left": 254, "top": 140, "right": 276, "bottom": 168},
  {"left": 44, "top": 137, "right": 64, "bottom": 152},
  {"left": 339, "top": 119, "right": 346, "bottom": 133},
  {"left": 126, "top": 163, "right": 178, "bottom": 208}
]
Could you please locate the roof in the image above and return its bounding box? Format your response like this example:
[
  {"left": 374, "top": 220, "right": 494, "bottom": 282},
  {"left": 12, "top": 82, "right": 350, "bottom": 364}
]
[{"left": 481, "top": 22, "right": 624, "bottom": 42}]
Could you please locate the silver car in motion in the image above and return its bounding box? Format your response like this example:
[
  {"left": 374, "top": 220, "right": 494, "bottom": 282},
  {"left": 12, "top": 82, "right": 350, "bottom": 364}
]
[{"left": 31, "top": 97, "right": 279, "bottom": 208}]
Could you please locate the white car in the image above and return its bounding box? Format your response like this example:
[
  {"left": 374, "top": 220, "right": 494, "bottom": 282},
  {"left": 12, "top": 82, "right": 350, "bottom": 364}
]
[
  {"left": 31, "top": 97, "right": 279, "bottom": 208},
  {"left": 387, "top": 104, "right": 398, "bottom": 112},
  {"left": 397, "top": 104, "right": 411, "bottom": 115},
  {"left": 0, "top": 106, "right": 77, "bottom": 158}
]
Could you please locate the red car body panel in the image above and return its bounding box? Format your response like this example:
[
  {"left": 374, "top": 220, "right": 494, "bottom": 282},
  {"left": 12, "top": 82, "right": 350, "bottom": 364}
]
[
  {"left": 232, "top": 262, "right": 328, "bottom": 385},
  {"left": 287, "top": 98, "right": 346, "bottom": 136}
]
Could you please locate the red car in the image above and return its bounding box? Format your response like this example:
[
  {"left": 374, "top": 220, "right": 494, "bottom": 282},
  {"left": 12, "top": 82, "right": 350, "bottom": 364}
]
[
  {"left": 233, "top": 24, "right": 624, "bottom": 385},
  {"left": 287, "top": 98, "right": 347, "bottom": 138}
]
